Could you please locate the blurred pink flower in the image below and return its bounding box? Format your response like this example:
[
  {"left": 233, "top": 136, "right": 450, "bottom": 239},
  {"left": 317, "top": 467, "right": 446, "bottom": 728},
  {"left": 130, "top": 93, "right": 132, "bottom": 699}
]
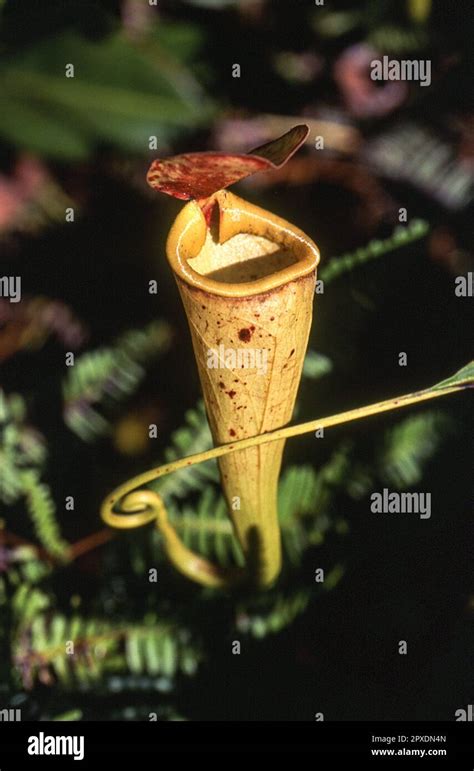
[
  {"left": 334, "top": 44, "right": 408, "bottom": 118},
  {"left": 0, "top": 155, "right": 48, "bottom": 232}
]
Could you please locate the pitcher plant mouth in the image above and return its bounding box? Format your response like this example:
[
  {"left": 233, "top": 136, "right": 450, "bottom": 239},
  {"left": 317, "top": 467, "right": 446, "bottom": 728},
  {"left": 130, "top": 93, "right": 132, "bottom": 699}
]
[{"left": 166, "top": 189, "right": 319, "bottom": 296}]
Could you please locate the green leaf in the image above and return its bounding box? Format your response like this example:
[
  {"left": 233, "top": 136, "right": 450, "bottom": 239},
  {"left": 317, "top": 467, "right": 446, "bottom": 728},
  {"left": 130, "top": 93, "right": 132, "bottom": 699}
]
[
  {"left": 0, "top": 95, "right": 91, "bottom": 159},
  {"left": 0, "top": 31, "right": 212, "bottom": 159},
  {"left": 150, "top": 22, "right": 204, "bottom": 63},
  {"left": 431, "top": 361, "right": 474, "bottom": 392}
]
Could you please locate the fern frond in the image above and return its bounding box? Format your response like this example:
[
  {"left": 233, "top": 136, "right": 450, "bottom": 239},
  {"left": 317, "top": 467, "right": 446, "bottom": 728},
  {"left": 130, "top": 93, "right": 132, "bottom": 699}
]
[
  {"left": 12, "top": 585, "right": 52, "bottom": 627},
  {"left": 21, "top": 470, "right": 70, "bottom": 560},
  {"left": 278, "top": 449, "right": 351, "bottom": 566},
  {"left": 165, "top": 486, "right": 245, "bottom": 568},
  {"left": 0, "top": 545, "right": 51, "bottom": 606},
  {"left": 63, "top": 321, "right": 172, "bottom": 442},
  {"left": 235, "top": 589, "right": 311, "bottom": 638},
  {"left": 129, "top": 486, "right": 243, "bottom": 574},
  {"left": 365, "top": 124, "right": 472, "bottom": 209},
  {"left": 0, "top": 445, "right": 24, "bottom": 503},
  {"left": 0, "top": 391, "right": 69, "bottom": 560},
  {"left": 143, "top": 453, "right": 350, "bottom": 575},
  {"left": 378, "top": 410, "right": 454, "bottom": 488},
  {"left": 116, "top": 322, "right": 172, "bottom": 362},
  {"left": 13, "top": 610, "right": 202, "bottom": 691},
  {"left": 235, "top": 565, "right": 344, "bottom": 639},
  {"left": 0, "top": 390, "right": 47, "bottom": 505},
  {"left": 344, "top": 462, "right": 375, "bottom": 499},
  {"left": 345, "top": 410, "right": 455, "bottom": 497},
  {"left": 320, "top": 220, "right": 429, "bottom": 284},
  {"left": 149, "top": 401, "right": 218, "bottom": 503}
]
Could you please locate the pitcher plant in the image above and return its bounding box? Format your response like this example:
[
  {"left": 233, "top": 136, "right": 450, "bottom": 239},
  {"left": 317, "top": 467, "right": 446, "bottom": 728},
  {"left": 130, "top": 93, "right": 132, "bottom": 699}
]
[{"left": 101, "top": 125, "right": 473, "bottom": 590}]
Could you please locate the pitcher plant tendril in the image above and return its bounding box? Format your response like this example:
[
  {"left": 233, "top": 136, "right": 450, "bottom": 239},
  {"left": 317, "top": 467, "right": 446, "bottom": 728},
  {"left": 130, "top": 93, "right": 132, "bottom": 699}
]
[{"left": 100, "top": 125, "right": 473, "bottom": 590}]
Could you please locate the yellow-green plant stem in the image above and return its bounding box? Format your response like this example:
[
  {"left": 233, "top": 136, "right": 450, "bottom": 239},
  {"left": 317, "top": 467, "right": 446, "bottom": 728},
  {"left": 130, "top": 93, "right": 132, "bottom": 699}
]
[{"left": 101, "top": 362, "right": 472, "bottom": 589}]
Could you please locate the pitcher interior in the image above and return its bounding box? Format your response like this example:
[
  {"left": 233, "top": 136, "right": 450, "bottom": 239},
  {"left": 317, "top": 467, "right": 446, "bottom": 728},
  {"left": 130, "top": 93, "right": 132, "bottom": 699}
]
[{"left": 188, "top": 231, "right": 298, "bottom": 284}]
